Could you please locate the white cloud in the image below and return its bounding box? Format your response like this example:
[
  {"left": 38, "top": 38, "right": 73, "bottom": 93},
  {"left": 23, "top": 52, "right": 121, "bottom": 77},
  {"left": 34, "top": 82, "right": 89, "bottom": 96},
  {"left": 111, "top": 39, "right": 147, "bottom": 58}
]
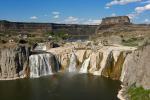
[
  {"left": 127, "top": 13, "right": 138, "bottom": 19},
  {"left": 106, "top": 0, "right": 141, "bottom": 7},
  {"left": 53, "top": 15, "right": 59, "bottom": 19},
  {"left": 127, "top": 3, "right": 150, "bottom": 20},
  {"left": 105, "top": 6, "right": 110, "bottom": 9},
  {"left": 52, "top": 11, "right": 60, "bottom": 15},
  {"left": 84, "top": 19, "right": 102, "bottom": 25},
  {"left": 135, "top": 4, "right": 150, "bottom": 13},
  {"left": 30, "top": 16, "right": 38, "bottom": 20},
  {"left": 144, "top": 18, "right": 150, "bottom": 23},
  {"left": 52, "top": 11, "right": 60, "bottom": 19},
  {"left": 145, "top": 18, "right": 149, "bottom": 22},
  {"left": 64, "top": 16, "right": 79, "bottom": 24},
  {"left": 111, "top": 13, "right": 116, "bottom": 17}
]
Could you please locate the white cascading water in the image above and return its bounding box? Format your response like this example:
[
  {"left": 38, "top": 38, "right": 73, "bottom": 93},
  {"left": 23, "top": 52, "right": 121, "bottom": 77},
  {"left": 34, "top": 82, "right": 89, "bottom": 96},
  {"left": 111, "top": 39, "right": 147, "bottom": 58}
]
[
  {"left": 29, "top": 53, "right": 53, "bottom": 78},
  {"left": 68, "top": 52, "right": 77, "bottom": 72},
  {"left": 79, "top": 57, "right": 91, "bottom": 73}
]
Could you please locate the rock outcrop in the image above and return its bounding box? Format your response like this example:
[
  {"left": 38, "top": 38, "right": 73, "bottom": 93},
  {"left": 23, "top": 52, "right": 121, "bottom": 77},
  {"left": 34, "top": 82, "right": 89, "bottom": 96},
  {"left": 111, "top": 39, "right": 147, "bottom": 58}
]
[
  {"left": 0, "top": 45, "right": 30, "bottom": 80},
  {"left": 101, "top": 16, "right": 130, "bottom": 25},
  {"left": 96, "top": 16, "right": 150, "bottom": 45},
  {"left": 120, "top": 45, "right": 150, "bottom": 89}
]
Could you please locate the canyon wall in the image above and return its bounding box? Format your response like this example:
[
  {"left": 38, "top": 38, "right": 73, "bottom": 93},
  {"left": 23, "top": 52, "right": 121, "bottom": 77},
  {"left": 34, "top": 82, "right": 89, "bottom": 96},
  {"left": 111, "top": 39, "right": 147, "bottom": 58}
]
[
  {"left": 101, "top": 16, "right": 130, "bottom": 25},
  {"left": 120, "top": 45, "right": 150, "bottom": 89},
  {"left": 0, "top": 20, "right": 97, "bottom": 36}
]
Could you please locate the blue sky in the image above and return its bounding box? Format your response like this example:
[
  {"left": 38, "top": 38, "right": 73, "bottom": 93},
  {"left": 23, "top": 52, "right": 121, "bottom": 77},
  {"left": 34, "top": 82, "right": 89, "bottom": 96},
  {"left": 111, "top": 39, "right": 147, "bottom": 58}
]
[{"left": 0, "top": 0, "right": 150, "bottom": 24}]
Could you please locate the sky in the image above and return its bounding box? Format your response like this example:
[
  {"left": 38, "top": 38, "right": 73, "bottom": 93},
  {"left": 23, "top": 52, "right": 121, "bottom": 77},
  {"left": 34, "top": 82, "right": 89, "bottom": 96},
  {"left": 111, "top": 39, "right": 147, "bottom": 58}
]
[{"left": 0, "top": 0, "right": 150, "bottom": 24}]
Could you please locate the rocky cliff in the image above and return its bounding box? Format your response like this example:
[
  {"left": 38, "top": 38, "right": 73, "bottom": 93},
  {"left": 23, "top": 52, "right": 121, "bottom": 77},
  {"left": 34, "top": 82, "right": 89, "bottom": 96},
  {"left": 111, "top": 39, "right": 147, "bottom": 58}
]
[
  {"left": 117, "top": 45, "right": 150, "bottom": 100},
  {"left": 0, "top": 20, "right": 97, "bottom": 36},
  {"left": 120, "top": 45, "right": 150, "bottom": 89},
  {"left": 96, "top": 16, "right": 150, "bottom": 43},
  {"left": 101, "top": 16, "right": 130, "bottom": 25},
  {"left": 0, "top": 45, "right": 30, "bottom": 80}
]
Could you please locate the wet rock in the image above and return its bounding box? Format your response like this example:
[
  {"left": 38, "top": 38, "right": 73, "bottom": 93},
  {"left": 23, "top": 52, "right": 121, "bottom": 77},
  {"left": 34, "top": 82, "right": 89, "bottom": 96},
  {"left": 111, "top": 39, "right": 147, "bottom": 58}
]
[
  {"left": 75, "top": 50, "right": 86, "bottom": 64},
  {"left": 60, "top": 53, "right": 70, "bottom": 70}
]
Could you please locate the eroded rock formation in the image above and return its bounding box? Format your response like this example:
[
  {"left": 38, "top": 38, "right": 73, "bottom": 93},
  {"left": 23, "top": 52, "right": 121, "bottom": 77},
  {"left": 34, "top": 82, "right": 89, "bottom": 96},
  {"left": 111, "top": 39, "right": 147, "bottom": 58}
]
[
  {"left": 0, "top": 45, "right": 30, "bottom": 80},
  {"left": 47, "top": 42, "right": 136, "bottom": 80},
  {"left": 101, "top": 16, "right": 130, "bottom": 25}
]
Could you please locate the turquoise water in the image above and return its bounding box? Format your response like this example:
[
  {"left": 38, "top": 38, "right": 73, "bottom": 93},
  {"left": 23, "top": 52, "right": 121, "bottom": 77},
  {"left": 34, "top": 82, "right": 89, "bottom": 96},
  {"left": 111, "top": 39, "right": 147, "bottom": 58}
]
[{"left": 0, "top": 73, "right": 121, "bottom": 100}]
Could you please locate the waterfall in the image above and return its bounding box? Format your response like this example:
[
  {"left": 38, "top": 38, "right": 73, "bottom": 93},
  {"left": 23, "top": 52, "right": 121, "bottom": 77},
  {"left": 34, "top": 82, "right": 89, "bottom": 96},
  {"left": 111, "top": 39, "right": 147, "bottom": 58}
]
[
  {"left": 68, "top": 52, "right": 77, "bottom": 72},
  {"left": 29, "top": 53, "right": 53, "bottom": 78},
  {"left": 79, "top": 57, "right": 91, "bottom": 73}
]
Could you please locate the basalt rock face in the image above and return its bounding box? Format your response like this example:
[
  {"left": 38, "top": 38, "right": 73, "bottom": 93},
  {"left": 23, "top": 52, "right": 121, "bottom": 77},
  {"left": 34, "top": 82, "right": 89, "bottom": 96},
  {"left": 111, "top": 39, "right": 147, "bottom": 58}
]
[
  {"left": 0, "top": 45, "right": 30, "bottom": 79},
  {"left": 0, "top": 20, "right": 97, "bottom": 36},
  {"left": 120, "top": 45, "right": 150, "bottom": 89},
  {"left": 96, "top": 16, "right": 150, "bottom": 40},
  {"left": 101, "top": 16, "right": 130, "bottom": 25}
]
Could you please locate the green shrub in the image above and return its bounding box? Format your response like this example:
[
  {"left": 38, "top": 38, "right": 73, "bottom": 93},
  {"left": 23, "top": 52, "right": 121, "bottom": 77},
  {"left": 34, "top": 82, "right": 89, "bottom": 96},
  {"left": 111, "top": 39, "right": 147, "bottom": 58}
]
[
  {"left": 46, "top": 32, "right": 71, "bottom": 40},
  {"left": 122, "top": 37, "right": 144, "bottom": 46},
  {"left": 128, "top": 85, "right": 150, "bottom": 100}
]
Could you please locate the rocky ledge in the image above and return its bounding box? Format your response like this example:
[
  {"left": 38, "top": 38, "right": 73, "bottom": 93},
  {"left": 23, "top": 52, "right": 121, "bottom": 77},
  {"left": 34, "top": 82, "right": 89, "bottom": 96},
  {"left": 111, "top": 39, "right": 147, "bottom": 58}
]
[{"left": 47, "top": 41, "right": 136, "bottom": 80}]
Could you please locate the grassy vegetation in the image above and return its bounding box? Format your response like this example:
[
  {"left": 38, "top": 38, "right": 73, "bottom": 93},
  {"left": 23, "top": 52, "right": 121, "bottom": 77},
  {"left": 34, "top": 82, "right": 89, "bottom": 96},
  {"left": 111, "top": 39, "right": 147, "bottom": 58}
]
[
  {"left": 128, "top": 85, "right": 150, "bottom": 100},
  {"left": 27, "top": 37, "right": 47, "bottom": 45},
  {"left": 45, "top": 32, "right": 71, "bottom": 41},
  {"left": 122, "top": 37, "right": 144, "bottom": 47}
]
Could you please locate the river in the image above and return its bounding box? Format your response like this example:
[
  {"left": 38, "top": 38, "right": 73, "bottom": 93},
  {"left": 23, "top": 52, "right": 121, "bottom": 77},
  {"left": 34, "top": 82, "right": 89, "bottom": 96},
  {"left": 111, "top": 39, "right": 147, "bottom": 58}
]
[{"left": 0, "top": 73, "right": 121, "bottom": 100}]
